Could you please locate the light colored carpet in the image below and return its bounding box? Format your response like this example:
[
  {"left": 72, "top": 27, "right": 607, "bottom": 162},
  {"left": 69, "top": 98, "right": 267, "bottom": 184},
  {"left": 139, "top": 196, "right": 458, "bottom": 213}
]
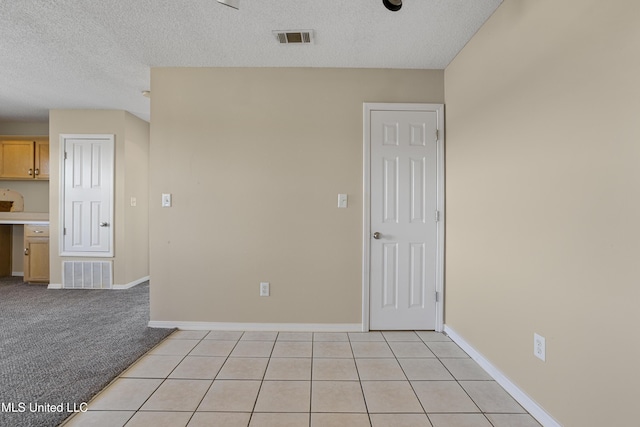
[{"left": 0, "top": 277, "right": 174, "bottom": 427}]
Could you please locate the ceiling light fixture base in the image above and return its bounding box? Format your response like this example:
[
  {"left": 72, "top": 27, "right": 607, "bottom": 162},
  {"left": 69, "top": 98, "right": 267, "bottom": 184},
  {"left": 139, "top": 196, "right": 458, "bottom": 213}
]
[
  {"left": 383, "top": 0, "right": 402, "bottom": 12},
  {"left": 217, "top": 0, "right": 239, "bottom": 10}
]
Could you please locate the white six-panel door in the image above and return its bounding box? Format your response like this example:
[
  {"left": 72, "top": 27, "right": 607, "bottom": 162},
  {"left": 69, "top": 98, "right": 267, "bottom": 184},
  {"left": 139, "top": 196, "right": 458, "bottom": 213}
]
[
  {"left": 367, "top": 106, "right": 442, "bottom": 330},
  {"left": 61, "top": 135, "right": 114, "bottom": 256}
]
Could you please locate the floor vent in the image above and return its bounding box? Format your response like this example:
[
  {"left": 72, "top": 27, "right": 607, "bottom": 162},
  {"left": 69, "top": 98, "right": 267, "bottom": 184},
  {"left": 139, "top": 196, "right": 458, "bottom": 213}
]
[
  {"left": 273, "top": 30, "right": 314, "bottom": 44},
  {"left": 62, "top": 261, "right": 113, "bottom": 289}
]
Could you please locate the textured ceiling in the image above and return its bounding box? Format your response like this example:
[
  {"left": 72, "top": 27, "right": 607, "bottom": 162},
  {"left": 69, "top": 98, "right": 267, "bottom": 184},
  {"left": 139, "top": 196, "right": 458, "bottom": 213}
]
[{"left": 0, "top": 0, "right": 502, "bottom": 122}]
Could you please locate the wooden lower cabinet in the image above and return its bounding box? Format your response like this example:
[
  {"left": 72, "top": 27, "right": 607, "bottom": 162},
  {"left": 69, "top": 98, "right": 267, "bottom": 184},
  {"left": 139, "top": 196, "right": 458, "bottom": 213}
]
[{"left": 24, "top": 224, "right": 49, "bottom": 283}]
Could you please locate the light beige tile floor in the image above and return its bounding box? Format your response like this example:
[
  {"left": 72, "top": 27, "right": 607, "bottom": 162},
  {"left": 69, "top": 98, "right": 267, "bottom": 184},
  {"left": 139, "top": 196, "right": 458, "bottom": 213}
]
[{"left": 62, "top": 331, "right": 542, "bottom": 427}]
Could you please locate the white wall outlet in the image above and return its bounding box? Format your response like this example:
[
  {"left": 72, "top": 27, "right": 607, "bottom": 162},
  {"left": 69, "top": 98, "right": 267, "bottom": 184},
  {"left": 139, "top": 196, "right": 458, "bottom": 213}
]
[
  {"left": 161, "top": 193, "right": 172, "bottom": 207},
  {"left": 337, "top": 193, "right": 348, "bottom": 208},
  {"left": 130, "top": 196, "right": 137, "bottom": 207},
  {"left": 534, "top": 333, "right": 546, "bottom": 361},
  {"left": 260, "top": 282, "right": 270, "bottom": 297}
]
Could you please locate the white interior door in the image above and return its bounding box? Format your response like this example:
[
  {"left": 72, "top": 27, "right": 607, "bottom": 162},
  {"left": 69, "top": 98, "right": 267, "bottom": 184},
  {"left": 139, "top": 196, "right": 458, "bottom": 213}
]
[
  {"left": 61, "top": 135, "right": 114, "bottom": 256},
  {"left": 368, "top": 107, "right": 441, "bottom": 330}
]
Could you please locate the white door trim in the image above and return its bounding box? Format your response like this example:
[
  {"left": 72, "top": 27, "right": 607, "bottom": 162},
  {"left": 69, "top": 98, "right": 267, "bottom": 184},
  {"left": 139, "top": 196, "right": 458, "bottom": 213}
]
[
  {"left": 59, "top": 134, "right": 115, "bottom": 257},
  {"left": 362, "top": 103, "right": 445, "bottom": 332}
]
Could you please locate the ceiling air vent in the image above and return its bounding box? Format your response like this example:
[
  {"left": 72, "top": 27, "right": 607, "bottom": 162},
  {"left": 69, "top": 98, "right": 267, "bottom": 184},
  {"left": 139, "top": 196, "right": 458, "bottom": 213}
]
[{"left": 273, "top": 30, "right": 314, "bottom": 44}]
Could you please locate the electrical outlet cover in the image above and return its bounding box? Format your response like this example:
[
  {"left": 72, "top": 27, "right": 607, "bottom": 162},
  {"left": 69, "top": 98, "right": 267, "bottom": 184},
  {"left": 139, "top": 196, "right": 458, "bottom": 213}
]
[{"left": 260, "top": 282, "right": 270, "bottom": 297}]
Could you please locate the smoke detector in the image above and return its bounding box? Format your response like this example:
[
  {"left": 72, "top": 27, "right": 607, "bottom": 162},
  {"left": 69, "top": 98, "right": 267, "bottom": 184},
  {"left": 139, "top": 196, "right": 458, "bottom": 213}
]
[{"left": 273, "top": 30, "right": 314, "bottom": 44}]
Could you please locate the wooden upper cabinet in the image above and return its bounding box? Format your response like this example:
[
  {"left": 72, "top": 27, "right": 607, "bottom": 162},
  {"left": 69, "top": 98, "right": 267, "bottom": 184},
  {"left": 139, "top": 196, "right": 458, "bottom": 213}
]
[
  {"left": 0, "top": 137, "right": 49, "bottom": 180},
  {"left": 0, "top": 140, "right": 34, "bottom": 179},
  {"left": 35, "top": 139, "right": 49, "bottom": 179}
]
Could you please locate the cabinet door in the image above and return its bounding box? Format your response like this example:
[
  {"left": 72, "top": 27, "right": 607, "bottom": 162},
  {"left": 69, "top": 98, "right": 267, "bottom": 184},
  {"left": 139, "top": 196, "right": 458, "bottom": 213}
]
[
  {"left": 35, "top": 139, "right": 49, "bottom": 180},
  {"left": 0, "top": 140, "right": 35, "bottom": 179},
  {"left": 24, "top": 238, "right": 50, "bottom": 283},
  {"left": 24, "top": 225, "right": 49, "bottom": 283},
  {"left": 0, "top": 225, "right": 11, "bottom": 277}
]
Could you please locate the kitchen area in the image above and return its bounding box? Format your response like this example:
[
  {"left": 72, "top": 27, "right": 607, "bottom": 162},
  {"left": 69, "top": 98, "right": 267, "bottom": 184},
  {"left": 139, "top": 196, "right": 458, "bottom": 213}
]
[
  {"left": 0, "top": 136, "right": 50, "bottom": 284},
  {"left": 1, "top": 111, "right": 151, "bottom": 290}
]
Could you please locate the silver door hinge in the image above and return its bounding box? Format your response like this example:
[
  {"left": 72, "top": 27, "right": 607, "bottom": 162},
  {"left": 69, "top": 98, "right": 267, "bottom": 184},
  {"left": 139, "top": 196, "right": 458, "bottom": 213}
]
[
  {"left": 435, "top": 210, "right": 440, "bottom": 222},
  {"left": 435, "top": 129, "right": 439, "bottom": 142},
  {"left": 64, "top": 152, "right": 67, "bottom": 160},
  {"left": 435, "top": 291, "right": 440, "bottom": 302},
  {"left": 63, "top": 227, "right": 66, "bottom": 235}
]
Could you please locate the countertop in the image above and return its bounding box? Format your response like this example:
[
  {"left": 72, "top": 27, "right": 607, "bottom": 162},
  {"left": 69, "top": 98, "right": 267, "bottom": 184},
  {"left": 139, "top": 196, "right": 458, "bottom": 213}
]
[{"left": 0, "top": 212, "right": 49, "bottom": 224}]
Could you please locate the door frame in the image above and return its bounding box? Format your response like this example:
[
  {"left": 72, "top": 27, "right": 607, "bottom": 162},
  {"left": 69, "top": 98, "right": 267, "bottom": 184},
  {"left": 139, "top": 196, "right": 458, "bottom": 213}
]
[
  {"left": 362, "top": 103, "right": 445, "bottom": 332},
  {"left": 59, "top": 134, "right": 115, "bottom": 257}
]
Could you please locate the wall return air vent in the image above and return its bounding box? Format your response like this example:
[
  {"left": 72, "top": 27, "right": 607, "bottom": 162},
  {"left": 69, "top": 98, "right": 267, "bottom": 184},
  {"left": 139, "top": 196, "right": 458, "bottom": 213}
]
[{"left": 273, "top": 30, "right": 314, "bottom": 44}]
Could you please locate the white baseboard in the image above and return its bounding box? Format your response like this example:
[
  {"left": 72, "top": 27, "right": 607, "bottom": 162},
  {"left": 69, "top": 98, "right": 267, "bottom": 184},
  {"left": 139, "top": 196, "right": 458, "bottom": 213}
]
[
  {"left": 444, "top": 325, "right": 561, "bottom": 427},
  {"left": 148, "top": 321, "right": 362, "bottom": 332},
  {"left": 113, "top": 276, "right": 150, "bottom": 290},
  {"left": 12, "top": 271, "right": 24, "bottom": 277},
  {"left": 47, "top": 276, "right": 149, "bottom": 290}
]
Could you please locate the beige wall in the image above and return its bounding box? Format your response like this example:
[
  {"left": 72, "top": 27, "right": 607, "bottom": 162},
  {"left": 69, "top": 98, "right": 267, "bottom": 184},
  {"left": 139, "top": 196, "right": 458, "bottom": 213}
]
[
  {"left": 0, "top": 121, "right": 50, "bottom": 274},
  {"left": 444, "top": 1, "right": 640, "bottom": 426},
  {"left": 49, "top": 110, "right": 149, "bottom": 286},
  {"left": 0, "top": 120, "right": 48, "bottom": 136},
  {"left": 150, "top": 68, "right": 444, "bottom": 324},
  {"left": 123, "top": 113, "right": 150, "bottom": 284},
  {"left": 1, "top": 181, "right": 49, "bottom": 213}
]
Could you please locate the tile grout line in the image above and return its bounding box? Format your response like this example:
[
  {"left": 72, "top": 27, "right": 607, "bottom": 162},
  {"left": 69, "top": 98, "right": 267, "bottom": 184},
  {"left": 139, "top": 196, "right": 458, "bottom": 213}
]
[
  {"left": 61, "top": 330, "right": 184, "bottom": 426},
  {"left": 247, "top": 331, "right": 278, "bottom": 425},
  {"left": 101, "top": 331, "right": 193, "bottom": 426},
  {"left": 164, "top": 332, "right": 208, "bottom": 427},
  {"left": 396, "top": 331, "right": 435, "bottom": 426},
  {"left": 182, "top": 330, "right": 244, "bottom": 426},
  {"left": 425, "top": 333, "right": 497, "bottom": 426},
  {"left": 348, "top": 331, "right": 374, "bottom": 427},
  {"left": 425, "top": 333, "right": 465, "bottom": 425},
  {"left": 128, "top": 330, "right": 241, "bottom": 425}
]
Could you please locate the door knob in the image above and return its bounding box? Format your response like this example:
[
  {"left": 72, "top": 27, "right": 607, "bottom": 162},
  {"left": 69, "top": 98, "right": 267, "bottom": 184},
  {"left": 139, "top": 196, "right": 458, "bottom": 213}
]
[
  {"left": 99, "top": 222, "right": 110, "bottom": 227},
  {"left": 373, "top": 232, "right": 381, "bottom": 239}
]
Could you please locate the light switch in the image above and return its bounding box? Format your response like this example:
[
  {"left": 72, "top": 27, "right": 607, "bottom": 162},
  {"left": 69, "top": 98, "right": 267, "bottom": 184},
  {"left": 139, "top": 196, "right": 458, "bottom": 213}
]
[
  {"left": 337, "top": 194, "right": 348, "bottom": 208},
  {"left": 130, "top": 197, "right": 137, "bottom": 207},
  {"left": 161, "top": 193, "right": 172, "bottom": 207}
]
